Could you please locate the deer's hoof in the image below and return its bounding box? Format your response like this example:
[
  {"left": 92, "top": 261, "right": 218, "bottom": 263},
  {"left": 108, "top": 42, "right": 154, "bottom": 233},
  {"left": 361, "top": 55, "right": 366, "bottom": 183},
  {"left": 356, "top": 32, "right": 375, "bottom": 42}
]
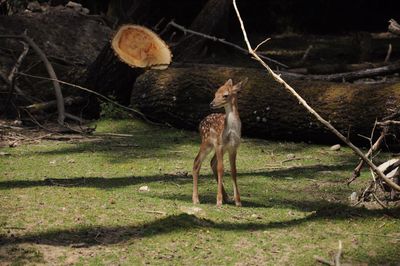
[{"left": 235, "top": 201, "right": 242, "bottom": 207}]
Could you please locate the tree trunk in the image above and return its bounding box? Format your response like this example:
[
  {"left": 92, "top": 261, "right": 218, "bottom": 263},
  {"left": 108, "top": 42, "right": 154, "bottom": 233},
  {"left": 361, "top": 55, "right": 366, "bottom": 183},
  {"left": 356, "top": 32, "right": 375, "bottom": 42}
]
[
  {"left": 173, "top": 0, "right": 231, "bottom": 61},
  {"left": 131, "top": 65, "right": 400, "bottom": 143},
  {"left": 82, "top": 43, "right": 144, "bottom": 115}
]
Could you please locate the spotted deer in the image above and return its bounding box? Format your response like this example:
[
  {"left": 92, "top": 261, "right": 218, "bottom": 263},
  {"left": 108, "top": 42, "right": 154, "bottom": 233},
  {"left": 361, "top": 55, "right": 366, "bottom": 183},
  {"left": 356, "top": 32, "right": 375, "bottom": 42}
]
[{"left": 192, "top": 78, "right": 248, "bottom": 207}]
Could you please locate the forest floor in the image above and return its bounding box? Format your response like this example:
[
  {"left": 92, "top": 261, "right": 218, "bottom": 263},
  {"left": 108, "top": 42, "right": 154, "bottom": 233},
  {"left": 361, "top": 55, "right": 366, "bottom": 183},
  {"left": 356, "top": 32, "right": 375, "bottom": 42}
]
[{"left": 1, "top": 119, "right": 400, "bottom": 265}]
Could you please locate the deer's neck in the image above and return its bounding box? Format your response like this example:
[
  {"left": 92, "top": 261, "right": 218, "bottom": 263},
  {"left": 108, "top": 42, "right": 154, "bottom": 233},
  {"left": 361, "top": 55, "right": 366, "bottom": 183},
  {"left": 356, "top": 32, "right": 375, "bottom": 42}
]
[{"left": 224, "top": 96, "right": 241, "bottom": 137}]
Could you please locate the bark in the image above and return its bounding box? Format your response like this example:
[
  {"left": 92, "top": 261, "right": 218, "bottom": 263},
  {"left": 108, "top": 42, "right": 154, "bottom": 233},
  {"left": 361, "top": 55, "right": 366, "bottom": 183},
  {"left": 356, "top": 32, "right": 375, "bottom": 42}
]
[
  {"left": 131, "top": 65, "right": 400, "bottom": 142},
  {"left": 0, "top": 6, "right": 112, "bottom": 102},
  {"left": 83, "top": 24, "right": 171, "bottom": 115},
  {"left": 83, "top": 43, "right": 144, "bottom": 114},
  {"left": 284, "top": 61, "right": 400, "bottom": 82},
  {"left": 0, "top": 7, "right": 112, "bottom": 67},
  {"left": 173, "top": 0, "right": 231, "bottom": 61}
]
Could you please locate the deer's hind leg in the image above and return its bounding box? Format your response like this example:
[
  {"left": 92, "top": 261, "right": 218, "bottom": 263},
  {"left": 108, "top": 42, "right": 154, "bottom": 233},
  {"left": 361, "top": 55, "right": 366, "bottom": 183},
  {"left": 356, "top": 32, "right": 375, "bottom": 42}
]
[
  {"left": 192, "top": 143, "right": 212, "bottom": 204},
  {"left": 229, "top": 149, "right": 241, "bottom": 207}
]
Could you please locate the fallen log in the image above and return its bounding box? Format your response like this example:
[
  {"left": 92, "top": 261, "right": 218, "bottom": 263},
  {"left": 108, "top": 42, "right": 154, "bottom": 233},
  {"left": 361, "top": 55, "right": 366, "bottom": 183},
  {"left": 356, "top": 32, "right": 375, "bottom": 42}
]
[
  {"left": 283, "top": 61, "right": 400, "bottom": 82},
  {"left": 83, "top": 24, "right": 171, "bottom": 112},
  {"left": 131, "top": 65, "right": 400, "bottom": 142}
]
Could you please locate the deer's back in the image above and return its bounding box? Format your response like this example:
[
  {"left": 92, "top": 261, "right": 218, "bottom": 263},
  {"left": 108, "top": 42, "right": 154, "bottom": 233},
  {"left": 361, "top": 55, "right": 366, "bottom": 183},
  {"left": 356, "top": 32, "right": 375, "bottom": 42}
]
[{"left": 199, "top": 113, "right": 225, "bottom": 142}]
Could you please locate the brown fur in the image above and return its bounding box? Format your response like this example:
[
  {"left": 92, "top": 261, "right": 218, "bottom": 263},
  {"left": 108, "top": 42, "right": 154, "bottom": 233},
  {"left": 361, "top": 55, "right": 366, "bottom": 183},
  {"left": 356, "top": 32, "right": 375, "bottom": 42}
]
[{"left": 192, "top": 78, "right": 248, "bottom": 207}]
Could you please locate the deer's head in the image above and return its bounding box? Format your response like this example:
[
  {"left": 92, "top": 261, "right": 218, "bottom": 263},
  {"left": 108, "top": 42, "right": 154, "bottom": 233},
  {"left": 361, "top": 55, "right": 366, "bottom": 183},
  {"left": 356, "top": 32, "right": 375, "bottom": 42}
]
[{"left": 210, "top": 78, "right": 248, "bottom": 109}]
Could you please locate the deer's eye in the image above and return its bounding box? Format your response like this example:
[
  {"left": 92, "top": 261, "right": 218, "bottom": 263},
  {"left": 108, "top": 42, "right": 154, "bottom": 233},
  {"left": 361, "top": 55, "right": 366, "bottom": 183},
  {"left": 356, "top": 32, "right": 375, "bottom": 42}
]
[{"left": 223, "top": 94, "right": 229, "bottom": 98}]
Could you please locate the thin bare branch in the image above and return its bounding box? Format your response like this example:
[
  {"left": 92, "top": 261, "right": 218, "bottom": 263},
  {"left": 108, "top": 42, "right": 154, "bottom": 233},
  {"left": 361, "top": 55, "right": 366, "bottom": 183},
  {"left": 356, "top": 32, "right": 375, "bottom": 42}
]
[
  {"left": 3, "top": 41, "right": 30, "bottom": 111},
  {"left": 348, "top": 127, "right": 387, "bottom": 184},
  {"left": 384, "top": 44, "right": 392, "bottom": 63},
  {"left": 0, "top": 33, "right": 66, "bottom": 124},
  {"left": 334, "top": 240, "right": 342, "bottom": 266},
  {"left": 168, "top": 21, "right": 288, "bottom": 68},
  {"left": 313, "top": 255, "right": 334, "bottom": 266},
  {"left": 254, "top": 37, "right": 271, "bottom": 52},
  {"left": 8, "top": 41, "right": 29, "bottom": 81},
  {"left": 232, "top": 0, "right": 400, "bottom": 192},
  {"left": 377, "top": 120, "right": 400, "bottom": 127},
  {"left": 17, "top": 72, "right": 168, "bottom": 127},
  {"left": 301, "top": 45, "right": 313, "bottom": 64}
]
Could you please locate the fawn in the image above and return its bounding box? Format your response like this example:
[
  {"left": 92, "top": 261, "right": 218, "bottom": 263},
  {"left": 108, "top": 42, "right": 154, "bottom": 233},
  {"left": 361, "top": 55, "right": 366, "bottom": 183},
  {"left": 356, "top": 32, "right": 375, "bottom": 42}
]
[{"left": 192, "top": 78, "right": 248, "bottom": 207}]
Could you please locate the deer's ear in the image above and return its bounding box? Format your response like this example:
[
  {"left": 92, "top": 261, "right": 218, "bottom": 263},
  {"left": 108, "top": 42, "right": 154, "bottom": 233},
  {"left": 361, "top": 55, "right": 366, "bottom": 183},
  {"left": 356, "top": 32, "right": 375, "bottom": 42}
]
[
  {"left": 232, "top": 77, "right": 248, "bottom": 92},
  {"left": 224, "top": 79, "right": 233, "bottom": 86}
]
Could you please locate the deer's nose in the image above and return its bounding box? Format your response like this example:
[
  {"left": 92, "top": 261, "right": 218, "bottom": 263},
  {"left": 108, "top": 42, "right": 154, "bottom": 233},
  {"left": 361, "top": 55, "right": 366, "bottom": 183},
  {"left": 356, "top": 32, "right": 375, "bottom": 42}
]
[{"left": 210, "top": 101, "right": 215, "bottom": 108}]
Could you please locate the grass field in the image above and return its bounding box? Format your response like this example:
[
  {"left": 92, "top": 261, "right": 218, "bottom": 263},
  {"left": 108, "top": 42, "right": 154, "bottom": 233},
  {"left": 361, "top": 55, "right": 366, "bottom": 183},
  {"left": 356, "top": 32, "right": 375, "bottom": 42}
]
[{"left": 1, "top": 119, "right": 399, "bottom": 265}]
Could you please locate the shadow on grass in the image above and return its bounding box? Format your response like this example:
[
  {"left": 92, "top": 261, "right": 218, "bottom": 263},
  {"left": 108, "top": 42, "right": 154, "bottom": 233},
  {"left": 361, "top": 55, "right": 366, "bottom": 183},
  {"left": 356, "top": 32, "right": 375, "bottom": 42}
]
[
  {"left": 0, "top": 162, "right": 356, "bottom": 191},
  {"left": 1, "top": 204, "right": 399, "bottom": 248},
  {"left": 0, "top": 174, "right": 192, "bottom": 190},
  {"left": 20, "top": 120, "right": 199, "bottom": 163}
]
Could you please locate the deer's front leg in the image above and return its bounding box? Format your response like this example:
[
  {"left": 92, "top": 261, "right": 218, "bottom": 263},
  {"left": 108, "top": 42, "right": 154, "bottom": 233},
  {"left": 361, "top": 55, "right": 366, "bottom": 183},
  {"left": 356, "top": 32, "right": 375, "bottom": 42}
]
[
  {"left": 229, "top": 150, "right": 241, "bottom": 207},
  {"left": 211, "top": 154, "right": 230, "bottom": 203},
  {"left": 216, "top": 145, "right": 224, "bottom": 207}
]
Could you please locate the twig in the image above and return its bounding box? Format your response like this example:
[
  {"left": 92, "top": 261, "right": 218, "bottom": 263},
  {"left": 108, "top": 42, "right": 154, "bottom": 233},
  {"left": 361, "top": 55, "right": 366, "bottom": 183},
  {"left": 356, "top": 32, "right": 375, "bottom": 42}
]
[
  {"left": 254, "top": 37, "right": 271, "bottom": 52},
  {"left": 22, "top": 108, "right": 55, "bottom": 132},
  {"left": 300, "top": 45, "right": 313, "bottom": 64},
  {"left": 314, "top": 255, "right": 334, "bottom": 266},
  {"left": 168, "top": 21, "right": 288, "bottom": 68},
  {"left": 16, "top": 72, "right": 168, "bottom": 127},
  {"left": 334, "top": 240, "right": 342, "bottom": 266},
  {"left": 3, "top": 41, "right": 30, "bottom": 112},
  {"left": 232, "top": 0, "right": 400, "bottom": 192},
  {"left": 0, "top": 71, "right": 33, "bottom": 101},
  {"left": 144, "top": 210, "right": 167, "bottom": 215},
  {"left": 384, "top": 44, "right": 392, "bottom": 63},
  {"left": 372, "top": 193, "right": 388, "bottom": 209},
  {"left": 0, "top": 32, "right": 66, "bottom": 124},
  {"left": 377, "top": 120, "right": 400, "bottom": 127},
  {"left": 95, "top": 132, "right": 134, "bottom": 137},
  {"left": 348, "top": 126, "right": 387, "bottom": 185},
  {"left": 65, "top": 112, "right": 84, "bottom": 123},
  {"left": 281, "top": 157, "right": 303, "bottom": 164},
  {"left": 8, "top": 41, "right": 29, "bottom": 81}
]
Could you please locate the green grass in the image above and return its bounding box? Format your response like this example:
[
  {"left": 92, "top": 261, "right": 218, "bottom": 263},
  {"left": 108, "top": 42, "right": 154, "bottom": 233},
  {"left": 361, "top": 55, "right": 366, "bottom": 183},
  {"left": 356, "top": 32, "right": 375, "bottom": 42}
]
[{"left": 1, "top": 119, "right": 399, "bottom": 265}]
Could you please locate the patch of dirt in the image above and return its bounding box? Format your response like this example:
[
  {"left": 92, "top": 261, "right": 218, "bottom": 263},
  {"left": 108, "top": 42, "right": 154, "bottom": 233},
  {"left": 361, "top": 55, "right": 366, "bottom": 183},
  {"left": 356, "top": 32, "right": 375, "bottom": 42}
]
[
  {"left": 0, "top": 119, "right": 99, "bottom": 147},
  {"left": 0, "top": 244, "right": 45, "bottom": 265}
]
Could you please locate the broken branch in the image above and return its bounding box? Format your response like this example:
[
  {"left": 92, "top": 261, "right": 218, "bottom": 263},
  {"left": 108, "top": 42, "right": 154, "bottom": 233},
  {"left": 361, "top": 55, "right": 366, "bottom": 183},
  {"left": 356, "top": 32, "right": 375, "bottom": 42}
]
[
  {"left": 3, "top": 41, "right": 30, "bottom": 112},
  {"left": 168, "top": 21, "right": 288, "bottom": 68},
  {"left": 232, "top": 0, "right": 400, "bottom": 192},
  {"left": 0, "top": 32, "right": 66, "bottom": 124},
  {"left": 348, "top": 127, "right": 387, "bottom": 184},
  {"left": 388, "top": 19, "right": 400, "bottom": 36}
]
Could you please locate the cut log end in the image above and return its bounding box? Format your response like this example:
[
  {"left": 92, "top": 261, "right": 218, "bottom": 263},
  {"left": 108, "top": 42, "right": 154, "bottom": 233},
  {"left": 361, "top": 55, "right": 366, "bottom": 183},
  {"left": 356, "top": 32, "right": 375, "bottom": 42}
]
[{"left": 111, "top": 25, "right": 172, "bottom": 70}]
